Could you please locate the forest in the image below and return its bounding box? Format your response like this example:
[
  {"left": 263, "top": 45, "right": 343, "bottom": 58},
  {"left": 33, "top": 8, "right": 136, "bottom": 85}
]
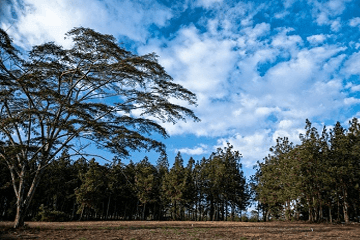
[
  {"left": 254, "top": 119, "right": 360, "bottom": 224},
  {"left": 0, "top": 144, "right": 249, "bottom": 222},
  {"left": 1, "top": 26, "right": 360, "bottom": 228}
]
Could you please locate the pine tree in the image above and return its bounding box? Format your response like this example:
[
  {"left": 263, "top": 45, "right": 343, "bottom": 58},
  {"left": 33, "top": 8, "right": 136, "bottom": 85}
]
[
  {"left": 329, "top": 122, "right": 353, "bottom": 223},
  {"left": 134, "top": 157, "right": 159, "bottom": 220},
  {"left": 75, "top": 159, "right": 108, "bottom": 220},
  {"left": 182, "top": 157, "right": 197, "bottom": 219},
  {"left": 162, "top": 152, "right": 187, "bottom": 220}
]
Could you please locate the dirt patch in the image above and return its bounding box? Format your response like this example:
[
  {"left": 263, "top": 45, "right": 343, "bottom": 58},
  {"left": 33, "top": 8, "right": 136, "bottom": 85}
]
[{"left": 1, "top": 221, "right": 359, "bottom": 239}]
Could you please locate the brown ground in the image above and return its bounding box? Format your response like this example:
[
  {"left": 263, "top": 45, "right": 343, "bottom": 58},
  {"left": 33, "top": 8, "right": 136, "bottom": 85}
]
[{"left": 0, "top": 220, "right": 359, "bottom": 240}]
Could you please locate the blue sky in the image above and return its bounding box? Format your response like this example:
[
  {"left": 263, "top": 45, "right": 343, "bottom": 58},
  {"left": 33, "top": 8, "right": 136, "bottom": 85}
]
[{"left": 2, "top": 0, "right": 360, "bottom": 176}]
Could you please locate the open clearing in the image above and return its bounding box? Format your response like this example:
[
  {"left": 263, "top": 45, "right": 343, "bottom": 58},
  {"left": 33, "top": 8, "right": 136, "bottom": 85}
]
[{"left": 1, "top": 221, "right": 359, "bottom": 239}]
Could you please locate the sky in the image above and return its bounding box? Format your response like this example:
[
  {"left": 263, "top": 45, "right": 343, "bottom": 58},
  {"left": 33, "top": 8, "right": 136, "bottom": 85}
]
[{"left": 2, "top": 0, "right": 360, "bottom": 176}]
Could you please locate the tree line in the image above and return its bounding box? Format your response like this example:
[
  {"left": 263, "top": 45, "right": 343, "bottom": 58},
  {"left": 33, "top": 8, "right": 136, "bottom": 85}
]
[
  {"left": 0, "top": 144, "right": 249, "bottom": 222},
  {"left": 254, "top": 119, "right": 360, "bottom": 223}
]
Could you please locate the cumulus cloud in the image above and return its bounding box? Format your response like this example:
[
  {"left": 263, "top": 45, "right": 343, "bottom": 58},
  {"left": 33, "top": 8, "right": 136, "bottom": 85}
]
[
  {"left": 216, "top": 131, "right": 274, "bottom": 168},
  {"left": 1, "top": 0, "right": 172, "bottom": 49},
  {"left": 307, "top": 34, "right": 327, "bottom": 45},
  {"left": 345, "top": 83, "right": 360, "bottom": 92},
  {"left": 349, "top": 17, "right": 360, "bottom": 28},
  {"left": 176, "top": 144, "right": 209, "bottom": 155},
  {"left": 344, "top": 97, "right": 360, "bottom": 105},
  {"left": 342, "top": 52, "right": 360, "bottom": 76},
  {"left": 309, "top": 0, "right": 350, "bottom": 30},
  {"left": 196, "top": 0, "right": 223, "bottom": 8},
  {"left": 310, "top": 0, "right": 347, "bottom": 21}
]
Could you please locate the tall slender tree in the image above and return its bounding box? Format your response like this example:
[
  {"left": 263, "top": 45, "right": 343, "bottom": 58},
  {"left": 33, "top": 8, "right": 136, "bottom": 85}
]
[
  {"left": 134, "top": 156, "right": 159, "bottom": 220},
  {"left": 75, "top": 159, "right": 108, "bottom": 220},
  {"left": 162, "top": 152, "right": 187, "bottom": 220}
]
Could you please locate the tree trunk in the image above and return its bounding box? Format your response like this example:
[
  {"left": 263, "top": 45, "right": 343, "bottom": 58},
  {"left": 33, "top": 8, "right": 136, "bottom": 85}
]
[
  {"left": 79, "top": 206, "right": 85, "bottom": 221},
  {"left": 14, "top": 202, "right": 27, "bottom": 229},
  {"left": 265, "top": 208, "right": 271, "bottom": 222},
  {"left": 285, "top": 200, "right": 291, "bottom": 221},
  {"left": 231, "top": 202, "right": 235, "bottom": 221},
  {"left": 106, "top": 196, "right": 111, "bottom": 220},
  {"left": 308, "top": 198, "right": 313, "bottom": 222},
  {"left": 225, "top": 201, "right": 228, "bottom": 221},
  {"left": 210, "top": 199, "right": 214, "bottom": 221},
  {"left": 319, "top": 202, "right": 323, "bottom": 221},
  {"left": 337, "top": 198, "right": 340, "bottom": 222},
  {"left": 142, "top": 203, "right": 146, "bottom": 220},
  {"left": 71, "top": 201, "right": 76, "bottom": 220},
  {"left": 343, "top": 188, "right": 349, "bottom": 223},
  {"left": 13, "top": 168, "right": 42, "bottom": 228}
]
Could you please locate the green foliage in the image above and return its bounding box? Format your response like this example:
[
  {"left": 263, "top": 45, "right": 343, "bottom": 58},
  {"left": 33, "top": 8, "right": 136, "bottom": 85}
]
[
  {"left": 162, "top": 152, "right": 188, "bottom": 220},
  {"left": 34, "top": 204, "right": 69, "bottom": 222},
  {"left": 75, "top": 159, "right": 108, "bottom": 217},
  {"left": 255, "top": 119, "right": 360, "bottom": 223}
]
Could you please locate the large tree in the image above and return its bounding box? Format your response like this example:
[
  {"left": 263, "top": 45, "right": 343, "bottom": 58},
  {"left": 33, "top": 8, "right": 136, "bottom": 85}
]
[{"left": 0, "top": 27, "right": 199, "bottom": 228}]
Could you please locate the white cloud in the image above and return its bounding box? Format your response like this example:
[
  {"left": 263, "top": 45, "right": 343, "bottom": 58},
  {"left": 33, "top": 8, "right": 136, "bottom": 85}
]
[
  {"left": 308, "top": 0, "right": 350, "bottom": 30},
  {"left": 176, "top": 144, "right": 209, "bottom": 155},
  {"left": 274, "top": 11, "right": 290, "bottom": 19},
  {"left": 344, "top": 97, "right": 360, "bottom": 105},
  {"left": 345, "top": 83, "right": 360, "bottom": 92},
  {"left": 307, "top": 34, "right": 327, "bottom": 45},
  {"left": 283, "top": 0, "right": 296, "bottom": 9},
  {"left": 271, "top": 28, "right": 303, "bottom": 51},
  {"left": 330, "top": 18, "right": 342, "bottom": 32},
  {"left": 349, "top": 17, "right": 360, "bottom": 27},
  {"left": 216, "top": 131, "right": 274, "bottom": 168},
  {"left": 272, "top": 120, "right": 305, "bottom": 144},
  {"left": 1, "top": 0, "right": 172, "bottom": 49},
  {"left": 342, "top": 51, "right": 360, "bottom": 76},
  {"left": 242, "top": 22, "right": 271, "bottom": 40},
  {"left": 196, "top": 0, "right": 223, "bottom": 9}
]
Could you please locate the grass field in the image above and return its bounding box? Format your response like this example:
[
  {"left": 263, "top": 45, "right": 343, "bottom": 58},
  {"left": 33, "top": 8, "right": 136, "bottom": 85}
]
[{"left": 1, "top": 220, "right": 359, "bottom": 239}]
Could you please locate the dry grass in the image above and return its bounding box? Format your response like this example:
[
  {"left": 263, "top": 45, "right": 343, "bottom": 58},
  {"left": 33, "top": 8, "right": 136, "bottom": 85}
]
[{"left": 1, "top": 220, "right": 359, "bottom": 239}]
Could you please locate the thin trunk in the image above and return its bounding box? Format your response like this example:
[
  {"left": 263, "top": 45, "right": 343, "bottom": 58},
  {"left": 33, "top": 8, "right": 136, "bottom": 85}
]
[
  {"left": 343, "top": 188, "right": 349, "bottom": 223},
  {"left": 225, "top": 201, "right": 228, "bottom": 221},
  {"left": 71, "top": 201, "right": 76, "bottom": 220},
  {"left": 319, "top": 203, "right": 323, "bottom": 221},
  {"left": 123, "top": 202, "right": 127, "bottom": 220},
  {"left": 266, "top": 208, "right": 271, "bottom": 222},
  {"left": 285, "top": 200, "right": 290, "bottom": 221},
  {"left": 210, "top": 199, "right": 214, "bottom": 221},
  {"left": 106, "top": 196, "right": 111, "bottom": 220},
  {"left": 337, "top": 198, "right": 340, "bottom": 222},
  {"left": 79, "top": 206, "right": 85, "bottom": 221},
  {"left": 329, "top": 205, "right": 332, "bottom": 223},
  {"left": 198, "top": 200, "right": 202, "bottom": 221},
  {"left": 231, "top": 202, "right": 235, "bottom": 221},
  {"left": 308, "top": 198, "right": 313, "bottom": 222},
  {"left": 142, "top": 203, "right": 146, "bottom": 220},
  {"left": 136, "top": 200, "right": 139, "bottom": 220},
  {"left": 174, "top": 201, "right": 177, "bottom": 220},
  {"left": 14, "top": 171, "right": 26, "bottom": 229}
]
